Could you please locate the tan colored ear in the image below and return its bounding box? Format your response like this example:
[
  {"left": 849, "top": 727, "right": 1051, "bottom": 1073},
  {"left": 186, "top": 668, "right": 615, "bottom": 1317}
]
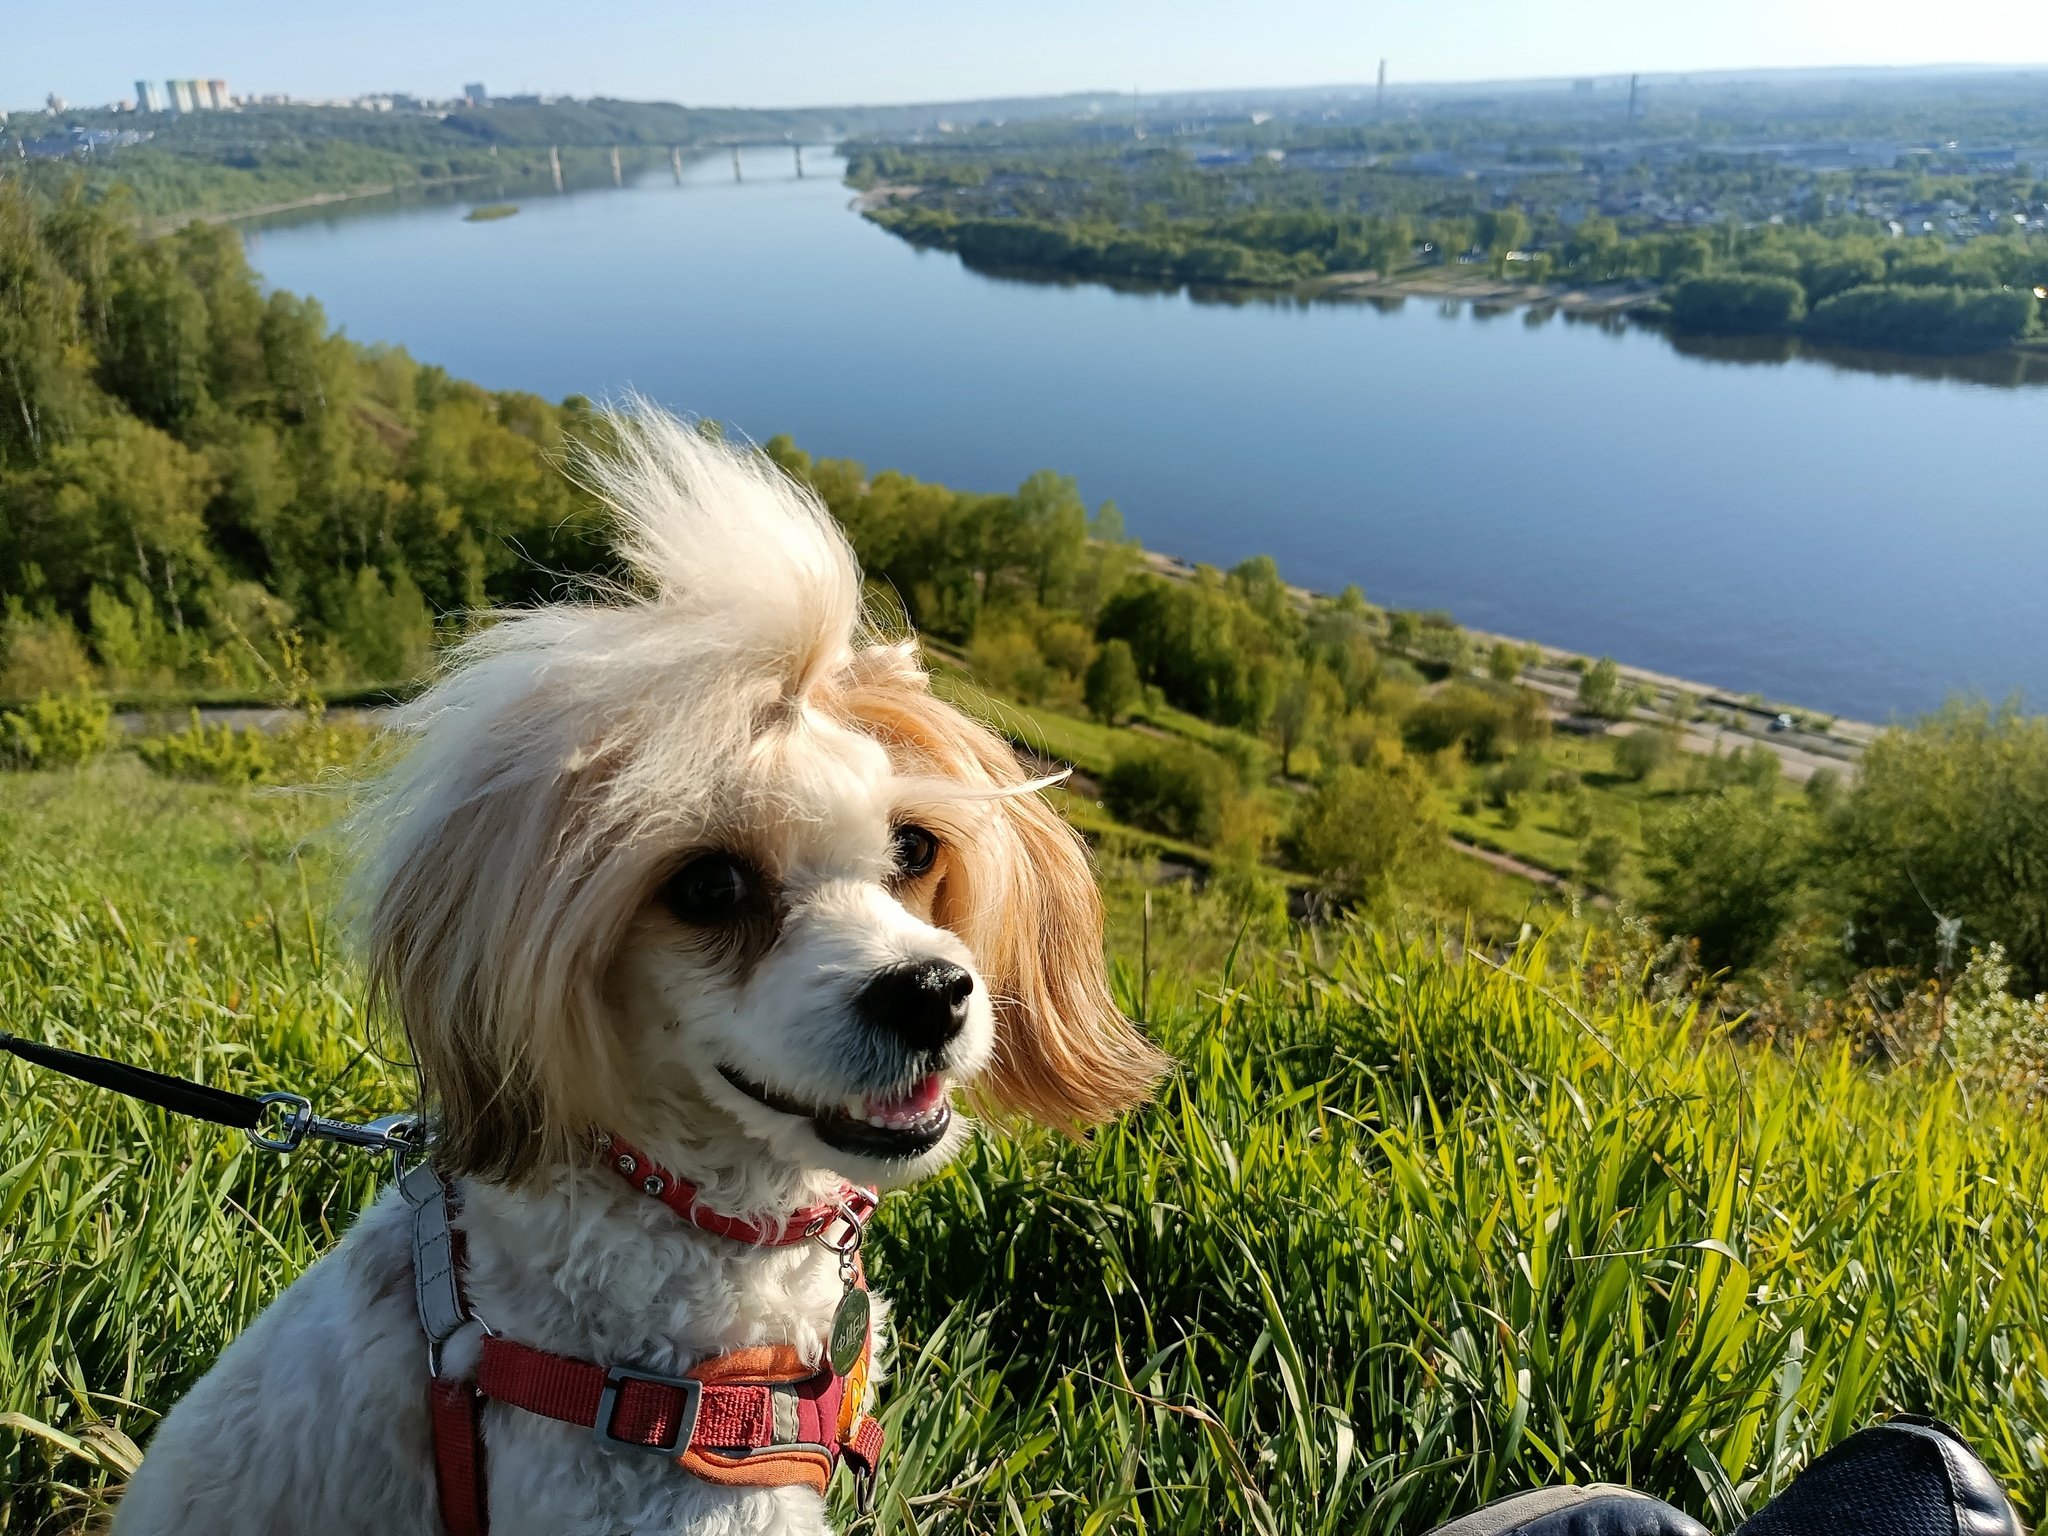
[
  {"left": 952, "top": 780, "right": 1171, "bottom": 1129},
  {"left": 843, "top": 658, "right": 1169, "bottom": 1129},
  {"left": 367, "top": 791, "right": 553, "bottom": 1183},
  {"left": 362, "top": 755, "right": 635, "bottom": 1185}
]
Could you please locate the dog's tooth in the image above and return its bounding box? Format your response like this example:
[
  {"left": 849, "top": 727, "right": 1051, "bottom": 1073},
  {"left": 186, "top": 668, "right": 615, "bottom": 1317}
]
[
  {"left": 845, "top": 1096, "right": 866, "bottom": 1117},
  {"left": 868, "top": 1115, "right": 888, "bottom": 1128}
]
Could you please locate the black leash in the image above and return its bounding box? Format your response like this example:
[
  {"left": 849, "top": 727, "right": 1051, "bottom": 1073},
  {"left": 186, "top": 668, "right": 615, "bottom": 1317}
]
[{"left": 0, "top": 1030, "right": 417, "bottom": 1163}]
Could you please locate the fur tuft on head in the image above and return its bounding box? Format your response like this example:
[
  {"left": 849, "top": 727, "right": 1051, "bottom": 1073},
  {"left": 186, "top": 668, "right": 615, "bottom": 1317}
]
[
  {"left": 355, "top": 403, "right": 1164, "bottom": 1186},
  {"left": 578, "top": 401, "right": 862, "bottom": 698}
]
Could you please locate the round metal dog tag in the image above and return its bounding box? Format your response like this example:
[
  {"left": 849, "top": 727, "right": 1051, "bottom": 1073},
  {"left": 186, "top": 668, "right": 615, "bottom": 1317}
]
[{"left": 829, "top": 1288, "right": 870, "bottom": 1377}]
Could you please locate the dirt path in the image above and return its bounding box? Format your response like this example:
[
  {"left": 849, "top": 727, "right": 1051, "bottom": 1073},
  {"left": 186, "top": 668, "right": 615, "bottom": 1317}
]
[{"left": 1450, "top": 837, "right": 1560, "bottom": 889}]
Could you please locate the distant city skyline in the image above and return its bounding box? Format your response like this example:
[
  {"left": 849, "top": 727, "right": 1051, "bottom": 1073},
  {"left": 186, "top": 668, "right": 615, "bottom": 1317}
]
[{"left": 7, "top": 0, "right": 2048, "bottom": 114}]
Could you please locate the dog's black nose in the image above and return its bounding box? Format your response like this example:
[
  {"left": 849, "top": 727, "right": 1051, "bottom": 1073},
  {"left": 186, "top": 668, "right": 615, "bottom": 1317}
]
[{"left": 853, "top": 961, "right": 974, "bottom": 1054}]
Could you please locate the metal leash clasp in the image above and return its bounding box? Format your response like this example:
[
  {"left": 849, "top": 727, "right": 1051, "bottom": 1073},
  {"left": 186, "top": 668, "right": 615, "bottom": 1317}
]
[
  {"left": 808, "top": 1186, "right": 878, "bottom": 1275},
  {"left": 249, "top": 1093, "right": 422, "bottom": 1177}
]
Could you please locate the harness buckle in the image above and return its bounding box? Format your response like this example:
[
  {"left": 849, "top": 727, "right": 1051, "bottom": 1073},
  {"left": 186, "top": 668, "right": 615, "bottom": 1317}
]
[{"left": 594, "top": 1366, "right": 702, "bottom": 1458}]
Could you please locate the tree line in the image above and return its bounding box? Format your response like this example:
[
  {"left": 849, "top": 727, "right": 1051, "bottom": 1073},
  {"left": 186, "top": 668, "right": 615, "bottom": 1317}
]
[
  {"left": 1658, "top": 226, "right": 2046, "bottom": 351},
  {"left": 8, "top": 100, "right": 937, "bottom": 222},
  {"left": 870, "top": 196, "right": 2043, "bottom": 349}
]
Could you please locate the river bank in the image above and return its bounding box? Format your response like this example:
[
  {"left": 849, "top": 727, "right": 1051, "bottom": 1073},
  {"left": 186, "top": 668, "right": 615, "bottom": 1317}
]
[
  {"left": 1134, "top": 548, "right": 1874, "bottom": 783},
  {"left": 140, "top": 176, "right": 489, "bottom": 236}
]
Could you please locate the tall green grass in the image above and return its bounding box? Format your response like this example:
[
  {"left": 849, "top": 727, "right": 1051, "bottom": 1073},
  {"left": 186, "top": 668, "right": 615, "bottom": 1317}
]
[{"left": 3, "top": 766, "right": 2044, "bottom": 1533}]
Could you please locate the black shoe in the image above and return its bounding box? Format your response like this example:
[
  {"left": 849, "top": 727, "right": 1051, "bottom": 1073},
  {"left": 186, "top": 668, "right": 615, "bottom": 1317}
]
[
  {"left": 1427, "top": 1484, "right": 1711, "bottom": 1536},
  {"left": 1734, "top": 1417, "right": 2019, "bottom": 1536}
]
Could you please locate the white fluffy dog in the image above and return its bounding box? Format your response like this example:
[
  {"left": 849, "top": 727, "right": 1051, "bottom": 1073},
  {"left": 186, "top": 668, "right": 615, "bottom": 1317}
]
[{"left": 113, "top": 411, "right": 1165, "bottom": 1536}]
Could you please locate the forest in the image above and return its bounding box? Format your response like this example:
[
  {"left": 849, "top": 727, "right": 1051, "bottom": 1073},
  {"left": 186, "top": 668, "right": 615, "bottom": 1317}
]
[{"left": 3, "top": 176, "right": 2046, "bottom": 1078}]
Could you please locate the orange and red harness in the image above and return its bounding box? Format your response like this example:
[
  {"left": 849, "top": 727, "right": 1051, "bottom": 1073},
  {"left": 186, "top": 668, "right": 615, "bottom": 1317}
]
[
  {"left": 0, "top": 1034, "right": 882, "bottom": 1535},
  {"left": 400, "top": 1137, "right": 887, "bottom": 1536}
]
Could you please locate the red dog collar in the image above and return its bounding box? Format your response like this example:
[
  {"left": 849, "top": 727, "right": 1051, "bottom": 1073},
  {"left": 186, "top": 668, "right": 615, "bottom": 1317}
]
[{"left": 596, "top": 1131, "right": 879, "bottom": 1249}]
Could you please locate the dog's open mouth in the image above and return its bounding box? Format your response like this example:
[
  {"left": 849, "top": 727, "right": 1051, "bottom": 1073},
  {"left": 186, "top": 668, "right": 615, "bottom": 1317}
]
[{"left": 719, "top": 1065, "right": 953, "bottom": 1158}]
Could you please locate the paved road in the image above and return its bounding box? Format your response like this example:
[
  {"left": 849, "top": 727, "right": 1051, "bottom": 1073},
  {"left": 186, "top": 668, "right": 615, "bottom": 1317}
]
[{"left": 1515, "top": 671, "right": 1856, "bottom": 784}]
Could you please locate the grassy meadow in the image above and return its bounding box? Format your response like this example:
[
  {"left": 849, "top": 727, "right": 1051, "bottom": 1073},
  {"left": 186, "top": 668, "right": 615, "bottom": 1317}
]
[{"left": 3, "top": 760, "right": 2046, "bottom": 1535}]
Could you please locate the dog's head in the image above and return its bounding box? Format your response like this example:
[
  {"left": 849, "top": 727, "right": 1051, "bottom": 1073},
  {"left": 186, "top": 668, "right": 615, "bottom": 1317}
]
[{"left": 358, "top": 409, "right": 1165, "bottom": 1195}]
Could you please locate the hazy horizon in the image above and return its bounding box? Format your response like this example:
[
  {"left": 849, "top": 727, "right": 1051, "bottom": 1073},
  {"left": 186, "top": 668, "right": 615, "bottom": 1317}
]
[{"left": 10, "top": 0, "right": 2048, "bottom": 117}]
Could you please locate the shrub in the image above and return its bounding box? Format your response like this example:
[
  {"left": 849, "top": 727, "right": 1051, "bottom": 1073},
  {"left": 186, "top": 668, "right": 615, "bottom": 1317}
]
[
  {"left": 135, "top": 712, "right": 276, "bottom": 784},
  {"left": 135, "top": 709, "right": 384, "bottom": 785},
  {"left": 1668, "top": 274, "right": 1808, "bottom": 332},
  {"left": 1206, "top": 728, "right": 1271, "bottom": 789},
  {"left": 1486, "top": 641, "right": 1528, "bottom": 683},
  {"left": 1612, "top": 727, "right": 1670, "bottom": 782},
  {"left": 1645, "top": 789, "right": 1807, "bottom": 973},
  {"left": 1484, "top": 746, "right": 1546, "bottom": 808},
  {"left": 0, "top": 611, "right": 97, "bottom": 697},
  {"left": 1806, "top": 284, "right": 2038, "bottom": 353},
  {"left": 1690, "top": 742, "right": 1782, "bottom": 792},
  {"left": 1035, "top": 620, "right": 1094, "bottom": 679},
  {"left": 1103, "top": 738, "right": 1236, "bottom": 844},
  {"left": 1559, "top": 790, "right": 1595, "bottom": 839},
  {"left": 1580, "top": 830, "right": 1626, "bottom": 887},
  {"left": 0, "top": 691, "right": 114, "bottom": 768},
  {"left": 969, "top": 626, "right": 1053, "bottom": 703},
  {"left": 1405, "top": 683, "right": 1545, "bottom": 762},
  {"left": 1804, "top": 251, "right": 1887, "bottom": 303},
  {"left": 1285, "top": 763, "right": 1441, "bottom": 901},
  {"left": 1941, "top": 944, "right": 2048, "bottom": 1099},
  {"left": 1409, "top": 618, "right": 1469, "bottom": 670}
]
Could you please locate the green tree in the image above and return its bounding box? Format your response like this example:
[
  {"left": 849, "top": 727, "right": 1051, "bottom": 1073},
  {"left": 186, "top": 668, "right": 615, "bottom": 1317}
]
[
  {"left": 1286, "top": 763, "right": 1440, "bottom": 904},
  {"left": 1823, "top": 699, "right": 2048, "bottom": 993},
  {"left": 1305, "top": 588, "right": 1379, "bottom": 707},
  {"left": 1668, "top": 274, "right": 1808, "bottom": 333},
  {"left": 1267, "top": 658, "right": 1340, "bottom": 779},
  {"left": 1578, "top": 656, "right": 1623, "bottom": 718},
  {"left": 1083, "top": 638, "right": 1140, "bottom": 724},
  {"left": 0, "top": 181, "right": 88, "bottom": 469},
  {"left": 1096, "top": 570, "right": 1288, "bottom": 732},
  {"left": 1644, "top": 789, "right": 1808, "bottom": 974}
]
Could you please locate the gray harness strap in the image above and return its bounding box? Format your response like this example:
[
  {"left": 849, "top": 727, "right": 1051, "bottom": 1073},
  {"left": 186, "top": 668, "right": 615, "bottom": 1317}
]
[{"left": 401, "top": 1159, "right": 469, "bottom": 1368}]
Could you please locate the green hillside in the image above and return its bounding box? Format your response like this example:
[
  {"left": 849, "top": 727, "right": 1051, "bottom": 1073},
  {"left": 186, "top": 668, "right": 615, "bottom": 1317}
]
[{"left": 2, "top": 764, "right": 2043, "bottom": 1532}]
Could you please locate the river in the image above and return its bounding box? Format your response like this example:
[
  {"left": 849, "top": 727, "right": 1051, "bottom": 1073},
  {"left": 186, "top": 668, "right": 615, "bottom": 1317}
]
[{"left": 240, "top": 148, "right": 2048, "bottom": 722}]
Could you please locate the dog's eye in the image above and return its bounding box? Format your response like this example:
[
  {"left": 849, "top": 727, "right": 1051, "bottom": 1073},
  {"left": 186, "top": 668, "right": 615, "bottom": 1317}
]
[
  {"left": 891, "top": 824, "right": 940, "bottom": 879},
  {"left": 661, "top": 853, "right": 759, "bottom": 925}
]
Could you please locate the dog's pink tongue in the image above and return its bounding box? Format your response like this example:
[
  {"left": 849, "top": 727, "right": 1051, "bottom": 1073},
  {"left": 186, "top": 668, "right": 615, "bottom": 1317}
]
[{"left": 863, "top": 1074, "right": 946, "bottom": 1124}]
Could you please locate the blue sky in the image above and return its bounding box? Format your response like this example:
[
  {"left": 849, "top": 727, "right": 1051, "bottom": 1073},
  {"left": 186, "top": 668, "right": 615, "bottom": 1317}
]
[{"left": 9, "top": 0, "right": 2048, "bottom": 113}]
